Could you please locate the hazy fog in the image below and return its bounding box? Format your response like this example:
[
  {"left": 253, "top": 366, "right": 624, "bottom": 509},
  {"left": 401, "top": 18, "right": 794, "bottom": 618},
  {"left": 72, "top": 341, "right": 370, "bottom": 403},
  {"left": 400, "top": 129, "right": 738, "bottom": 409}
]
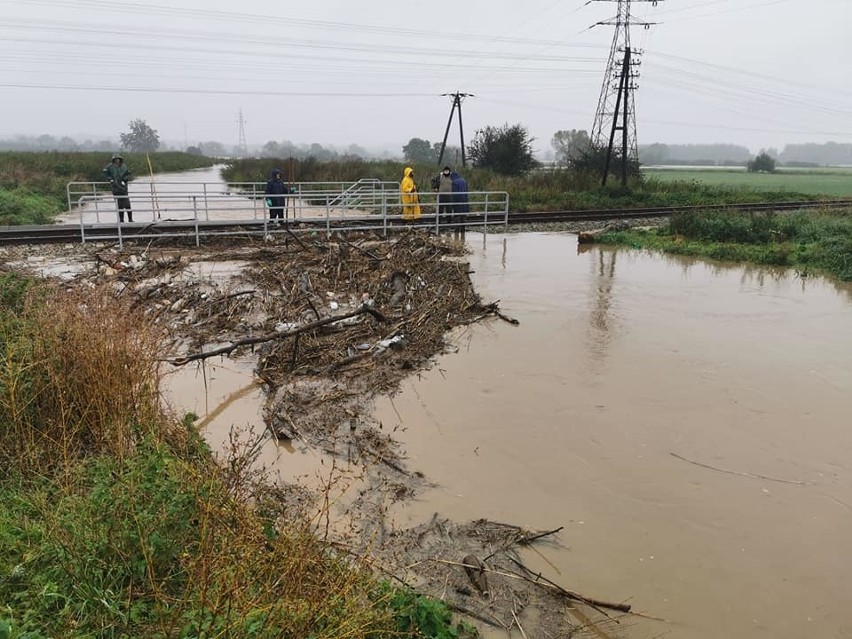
[{"left": 1, "top": 0, "right": 850, "bottom": 155}]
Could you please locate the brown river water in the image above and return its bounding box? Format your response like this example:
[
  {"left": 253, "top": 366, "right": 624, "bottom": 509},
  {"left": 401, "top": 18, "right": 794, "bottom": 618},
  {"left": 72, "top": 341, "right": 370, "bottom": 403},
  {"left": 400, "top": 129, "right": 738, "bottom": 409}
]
[{"left": 167, "top": 232, "right": 852, "bottom": 639}]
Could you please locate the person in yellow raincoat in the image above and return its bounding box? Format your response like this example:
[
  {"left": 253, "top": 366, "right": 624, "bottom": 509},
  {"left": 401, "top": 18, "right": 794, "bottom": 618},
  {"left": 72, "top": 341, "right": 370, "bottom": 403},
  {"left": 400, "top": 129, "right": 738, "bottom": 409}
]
[{"left": 400, "top": 166, "right": 421, "bottom": 221}]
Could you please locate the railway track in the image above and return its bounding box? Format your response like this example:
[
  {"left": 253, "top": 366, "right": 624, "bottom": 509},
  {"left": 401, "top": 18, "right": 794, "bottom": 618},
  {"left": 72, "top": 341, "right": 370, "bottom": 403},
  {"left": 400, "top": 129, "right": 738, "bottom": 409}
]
[
  {"left": 0, "top": 199, "right": 850, "bottom": 246},
  {"left": 507, "top": 198, "right": 852, "bottom": 224}
]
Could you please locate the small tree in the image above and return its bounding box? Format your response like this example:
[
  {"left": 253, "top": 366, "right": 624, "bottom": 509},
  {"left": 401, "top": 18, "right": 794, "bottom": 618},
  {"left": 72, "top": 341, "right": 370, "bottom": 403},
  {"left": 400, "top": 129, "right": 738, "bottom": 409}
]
[
  {"left": 567, "top": 143, "right": 642, "bottom": 186},
  {"left": 201, "top": 141, "right": 226, "bottom": 156},
  {"left": 747, "top": 152, "right": 777, "bottom": 173},
  {"left": 403, "top": 138, "right": 437, "bottom": 164},
  {"left": 120, "top": 118, "right": 160, "bottom": 153},
  {"left": 467, "top": 123, "right": 539, "bottom": 176},
  {"left": 551, "top": 129, "right": 590, "bottom": 165}
]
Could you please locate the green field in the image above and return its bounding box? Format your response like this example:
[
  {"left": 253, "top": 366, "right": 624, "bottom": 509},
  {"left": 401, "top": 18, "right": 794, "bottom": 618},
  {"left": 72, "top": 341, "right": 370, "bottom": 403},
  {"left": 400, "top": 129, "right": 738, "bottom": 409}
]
[{"left": 645, "top": 167, "right": 852, "bottom": 197}]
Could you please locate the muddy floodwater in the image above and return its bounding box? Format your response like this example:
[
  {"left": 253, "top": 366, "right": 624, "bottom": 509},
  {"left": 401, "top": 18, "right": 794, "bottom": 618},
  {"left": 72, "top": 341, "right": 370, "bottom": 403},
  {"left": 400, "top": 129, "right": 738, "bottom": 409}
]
[
  {"left": 373, "top": 233, "right": 852, "bottom": 639},
  {"left": 166, "top": 231, "right": 852, "bottom": 639}
]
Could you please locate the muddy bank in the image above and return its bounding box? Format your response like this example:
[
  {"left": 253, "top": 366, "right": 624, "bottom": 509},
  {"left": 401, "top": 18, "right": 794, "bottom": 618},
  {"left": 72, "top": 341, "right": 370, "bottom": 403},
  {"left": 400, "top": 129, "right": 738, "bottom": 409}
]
[{"left": 0, "top": 231, "right": 597, "bottom": 637}]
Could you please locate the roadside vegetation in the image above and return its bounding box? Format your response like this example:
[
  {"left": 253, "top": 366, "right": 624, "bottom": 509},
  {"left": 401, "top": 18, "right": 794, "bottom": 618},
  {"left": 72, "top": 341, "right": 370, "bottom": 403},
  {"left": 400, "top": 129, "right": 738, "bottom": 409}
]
[
  {"left": 0, "top": 275, "right": 473, "bottom": 639},
  {"left": 595, "top": 208, "right": 852, "bottom": 281},
  {"left": 2, "top": 151, "right": 846, "bottom": 226},
  {"left": 223, "top": 157, "right": 830, "bottom": 213},
  {"left": 0, "top": 151, "right": 216, "bottom": 225}
]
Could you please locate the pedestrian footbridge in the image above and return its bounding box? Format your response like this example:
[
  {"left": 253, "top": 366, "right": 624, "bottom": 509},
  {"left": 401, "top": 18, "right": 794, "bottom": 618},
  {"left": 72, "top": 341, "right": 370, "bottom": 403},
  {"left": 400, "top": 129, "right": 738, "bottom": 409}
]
[{"left": 63, "top": 178, "right": 510, "bottom": 247}]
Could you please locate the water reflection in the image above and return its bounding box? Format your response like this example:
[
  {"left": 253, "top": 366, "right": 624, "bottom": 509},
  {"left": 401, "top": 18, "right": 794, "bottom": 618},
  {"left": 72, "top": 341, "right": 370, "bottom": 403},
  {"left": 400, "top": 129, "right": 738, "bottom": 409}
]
[
  {"left": 653, "top": 248, "right": 852, "bottom": 305},
  {"left": 375, "top": 231, "right": 852, "bottom": 639},
  {"left": 581, "top": 245, "right": 619, "bottom": 367}
]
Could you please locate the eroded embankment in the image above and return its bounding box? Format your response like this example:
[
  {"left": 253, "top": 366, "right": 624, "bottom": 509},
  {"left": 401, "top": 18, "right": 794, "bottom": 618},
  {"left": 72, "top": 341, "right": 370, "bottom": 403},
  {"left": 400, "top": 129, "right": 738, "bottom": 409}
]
[{"left": 1, "top": 231, "right": 617, "bottom": 638}]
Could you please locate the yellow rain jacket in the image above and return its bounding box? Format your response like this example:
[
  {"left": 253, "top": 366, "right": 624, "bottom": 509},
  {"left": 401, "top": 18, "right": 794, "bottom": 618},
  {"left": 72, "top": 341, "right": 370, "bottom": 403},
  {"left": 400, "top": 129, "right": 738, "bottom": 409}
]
[{"left": 400, "top": 166, "right": 421, "bottom": 220}]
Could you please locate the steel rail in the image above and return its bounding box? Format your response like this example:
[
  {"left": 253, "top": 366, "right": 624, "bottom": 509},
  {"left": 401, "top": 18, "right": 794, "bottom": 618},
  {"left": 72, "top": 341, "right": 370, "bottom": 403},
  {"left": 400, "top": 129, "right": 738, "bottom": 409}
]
[{"left": 0, "top": 199, "right": 850, "bottom": 246}]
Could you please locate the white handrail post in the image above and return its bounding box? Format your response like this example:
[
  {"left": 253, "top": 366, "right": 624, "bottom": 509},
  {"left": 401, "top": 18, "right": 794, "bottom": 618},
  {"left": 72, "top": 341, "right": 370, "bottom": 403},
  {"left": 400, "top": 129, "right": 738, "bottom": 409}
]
[
  {"left": 484, "top": 192, "right": 490, "bottom": 234},
  {"left": 193, "top": 196, "right": 200, "bottom": 247},
  {"left": 326, "top": 194, "right": 331, "bottom": 239},
  {"left": 382, "top": 192, "right": 388, "bottom": 237},
  {"left": 504, "top": 193, "right": 509, "bottom": 226},
  {"left": 94, "top": 183, "right": 101, "bottom": 222},
  {"left": 149, "top": 183, "right": 156, "bottom": 221},
  {"left": 78, "top": 195, "right": 88, "bottom": 244},
  {"left": 116, "top": 201, "right": 123, "bottom": 249}
]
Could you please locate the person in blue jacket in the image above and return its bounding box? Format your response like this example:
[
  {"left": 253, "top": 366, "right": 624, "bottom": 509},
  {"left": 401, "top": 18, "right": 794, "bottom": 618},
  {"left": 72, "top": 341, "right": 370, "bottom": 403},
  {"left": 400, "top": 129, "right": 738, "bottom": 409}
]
[
  {"left": 264, "top": 168, "right": 290, "bottom": 223},
  {"left": 450, "top": 170, "right": 469, "bottom": 237}
]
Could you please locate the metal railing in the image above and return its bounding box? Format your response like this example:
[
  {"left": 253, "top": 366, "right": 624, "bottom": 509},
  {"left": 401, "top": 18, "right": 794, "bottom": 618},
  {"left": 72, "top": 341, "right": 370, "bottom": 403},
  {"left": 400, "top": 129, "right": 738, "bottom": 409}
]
[{"left": 64, "top": 180, "right": 510, "bottom": 247}]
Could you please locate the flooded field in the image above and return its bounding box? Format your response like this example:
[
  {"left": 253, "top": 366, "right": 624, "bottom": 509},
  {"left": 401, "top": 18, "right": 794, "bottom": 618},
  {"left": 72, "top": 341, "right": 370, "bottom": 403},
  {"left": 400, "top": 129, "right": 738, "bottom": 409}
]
[
  {"left": 372, "top": 233, "right": 852, "bottom": 639},
  {"left": 165, "top": 230, "right": 852, "bottom": 639}
]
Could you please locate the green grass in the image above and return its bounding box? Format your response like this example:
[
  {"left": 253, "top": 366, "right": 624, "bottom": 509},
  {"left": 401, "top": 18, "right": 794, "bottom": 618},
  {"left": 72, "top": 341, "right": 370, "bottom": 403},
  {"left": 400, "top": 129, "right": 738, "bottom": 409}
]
[
  {"left": 224, "top": 158, "right": 834, "bottom": 213},
  {"left": 596, "top": 208, "right": 852, "bottom": 281},
  {"left": 0, "top": 151, "right": 217, "bottom": 225},
  {"left": 645, "top": 167, "right": 852, "bottom": 197},
  {"left": 6, "top": 153, "right": 846, "bottom": 225},
  {"left": 0, "top": 277, "right": 471, "bottom": 639}
]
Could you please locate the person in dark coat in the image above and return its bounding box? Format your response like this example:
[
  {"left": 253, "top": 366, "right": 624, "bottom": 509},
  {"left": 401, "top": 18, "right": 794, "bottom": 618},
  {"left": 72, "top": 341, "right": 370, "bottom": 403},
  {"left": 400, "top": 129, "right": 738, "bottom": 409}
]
[
  {"left": 437, "top": 165, "right": 454, "bottom": 221},
  {"left": 450, "top": 170, "right": 469, "bottom": 237},
  {"left": 264, "top": 168, "right": 290, "bottom": 223},
  {"left": 103, "top": 153, "right": 133, "bottom": 222}
]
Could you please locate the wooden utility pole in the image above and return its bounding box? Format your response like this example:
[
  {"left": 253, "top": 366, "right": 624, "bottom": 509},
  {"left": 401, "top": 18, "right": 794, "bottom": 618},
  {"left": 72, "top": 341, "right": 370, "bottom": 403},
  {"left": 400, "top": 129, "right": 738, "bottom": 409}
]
[{"left": 438, "top": 92, "right": 474, "bottom": 167}]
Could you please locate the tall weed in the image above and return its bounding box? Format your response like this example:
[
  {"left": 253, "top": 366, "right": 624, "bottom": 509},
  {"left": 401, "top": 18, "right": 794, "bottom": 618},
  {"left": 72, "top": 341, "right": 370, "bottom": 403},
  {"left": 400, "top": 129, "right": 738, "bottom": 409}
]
[
  {"left": 0, "top": 284, "right": 163, "bottom": 474},
  {"left": 0, "top": 279, "right": 467, "bottom": 638}
]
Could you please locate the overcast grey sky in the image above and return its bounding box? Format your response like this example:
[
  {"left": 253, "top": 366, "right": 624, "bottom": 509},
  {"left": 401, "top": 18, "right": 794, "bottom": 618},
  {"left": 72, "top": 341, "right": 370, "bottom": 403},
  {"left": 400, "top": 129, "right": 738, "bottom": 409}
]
[{"left": 1, "top": 0, "right": 850, "bottom": 154}]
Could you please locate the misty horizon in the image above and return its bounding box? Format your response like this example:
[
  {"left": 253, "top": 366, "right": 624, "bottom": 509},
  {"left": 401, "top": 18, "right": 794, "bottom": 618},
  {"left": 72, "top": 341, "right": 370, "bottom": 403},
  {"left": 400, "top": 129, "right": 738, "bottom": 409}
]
[{"left": 1, "top": 0, "right": 849, "bottom": 158}]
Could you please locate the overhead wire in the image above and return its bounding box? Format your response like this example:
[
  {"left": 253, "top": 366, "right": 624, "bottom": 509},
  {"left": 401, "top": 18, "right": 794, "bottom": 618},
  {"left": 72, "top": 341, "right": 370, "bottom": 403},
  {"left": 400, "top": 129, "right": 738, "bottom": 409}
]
[
  {"left": 655, "top": 0, "right": 794, "bottom": 24},
  {"left": 0, "top": 0, "right": 846, "bottom": 146}
]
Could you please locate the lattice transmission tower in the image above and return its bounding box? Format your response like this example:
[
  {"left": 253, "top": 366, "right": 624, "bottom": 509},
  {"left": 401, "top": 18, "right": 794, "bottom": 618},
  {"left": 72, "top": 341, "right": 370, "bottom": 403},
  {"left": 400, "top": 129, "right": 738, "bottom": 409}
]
[
  {"left": 237, "top": 108, "right": 248, "bottom": 157},
  {"left": 589, "top": 0, "right": 661, "bottom": 186}
]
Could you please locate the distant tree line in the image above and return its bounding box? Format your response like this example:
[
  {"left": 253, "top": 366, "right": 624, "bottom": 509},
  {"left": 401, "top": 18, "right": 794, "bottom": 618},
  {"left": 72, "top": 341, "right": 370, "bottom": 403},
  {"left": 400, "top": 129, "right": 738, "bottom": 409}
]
[
  {"left": 0, "top": 135, "right": 116, "bottom": 152},
  {"left": 260, "top": 140, "right": 375, "bottom": 161},
  {"left": 639, "top": 142, "right": 852, "bottom": 167}
]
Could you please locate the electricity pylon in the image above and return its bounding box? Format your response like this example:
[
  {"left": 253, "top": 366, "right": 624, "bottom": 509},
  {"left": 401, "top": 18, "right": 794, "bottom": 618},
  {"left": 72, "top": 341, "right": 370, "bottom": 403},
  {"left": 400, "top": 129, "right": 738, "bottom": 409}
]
[
  {"left": 437, "top": 92, "right": 473, "bottom": 167},
  {"left": 589, "top": 0, "right": 661, "bottom": 186},
  {"left": 237, "top": 108, "right": 248, "bottom": 157}
]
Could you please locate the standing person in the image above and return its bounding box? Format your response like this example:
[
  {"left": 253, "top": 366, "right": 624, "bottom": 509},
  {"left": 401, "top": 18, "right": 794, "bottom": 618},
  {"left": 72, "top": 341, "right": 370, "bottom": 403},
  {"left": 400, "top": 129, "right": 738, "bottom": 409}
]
[
  {"left": 437, "top": 165, "right": 454, "bottom": 228},
  {"left": 400, "top": 166, "right": 421, "bottom": 221},
  {"left": 451, "top": 170, "right": 469, "bottom": 239},
  {"left": 103, "top": 153, "right": 132, "bottom": 223},
  {"left": 265, "top": 168, "right": 290, "bottom": 224}
]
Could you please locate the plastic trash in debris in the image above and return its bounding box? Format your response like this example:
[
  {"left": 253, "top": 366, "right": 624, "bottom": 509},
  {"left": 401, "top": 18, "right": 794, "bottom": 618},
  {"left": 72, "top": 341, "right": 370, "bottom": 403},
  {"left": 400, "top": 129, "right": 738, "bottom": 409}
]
[
  {"left": 274, "top": 321, "right": 300, "bottom": 333},
  {"left": 330, "top": 301, "right": 339, "bottom": 311},
  {"left": 333, "top": 315, "right": 361, "bottom": 327},
  {"left": 376, "top": 334, "right": 405, "bottom": 350}
]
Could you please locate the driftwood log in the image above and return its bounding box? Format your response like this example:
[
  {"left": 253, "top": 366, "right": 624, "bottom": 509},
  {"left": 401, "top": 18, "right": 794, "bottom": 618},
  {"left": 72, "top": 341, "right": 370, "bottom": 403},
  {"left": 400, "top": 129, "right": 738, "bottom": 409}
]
[
  {"left": 168, "top": 305, "right": 386, "bottom": 366},
  {"left": 461, "top": 554, "right": 489, "bottom": 596}
]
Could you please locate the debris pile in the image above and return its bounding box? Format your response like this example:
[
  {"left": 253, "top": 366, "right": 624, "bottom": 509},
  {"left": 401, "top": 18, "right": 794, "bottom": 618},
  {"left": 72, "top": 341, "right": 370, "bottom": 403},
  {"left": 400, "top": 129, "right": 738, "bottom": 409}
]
[{"left": 0, "top": 232, "right": 626, "bottom": 637}]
